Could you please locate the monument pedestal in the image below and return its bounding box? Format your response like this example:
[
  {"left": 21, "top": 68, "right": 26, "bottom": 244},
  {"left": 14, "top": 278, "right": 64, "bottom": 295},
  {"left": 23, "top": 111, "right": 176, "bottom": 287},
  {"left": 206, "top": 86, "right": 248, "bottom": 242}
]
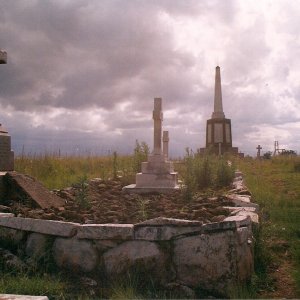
[
  {"left": 123, "top": 98, "right": 179, "bottom": 194},
  {"left": 200, "top": 67, "right": 242, "bottom": 156},
  {"left": 0, "top": 124, "right": 14, "bottom": 171}
]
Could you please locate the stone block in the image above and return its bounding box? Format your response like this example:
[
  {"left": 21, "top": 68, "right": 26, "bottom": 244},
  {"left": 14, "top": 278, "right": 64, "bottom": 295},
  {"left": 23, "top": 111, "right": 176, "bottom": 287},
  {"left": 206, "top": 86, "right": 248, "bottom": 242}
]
[
  {"left": 227, "top": 194, "right": 259, "bottom": 211},
  {"left": 0, "top": 216, "right": 79, "bottom": 237},
  {"left": 136, "top": 172, "right": 178, "bottom": 188},
  {"left": 103, "top": 240, "right": 174, "bottom": 284},
  {"left": 25, "top": 233, "right": 49, "bottom": 260},
  {"left": 0, "top": 227, "right": 25, "bottom": 246},
  {"left": 173, "top": 231, "right": 234, "bottom": 291},
  {"left": 53, "top": 237, "right": 98, "bottom": 273},
  {"left": 76, "top": 224, "right": 133, "bottom": 240},
  {"left": 236, "top": 227, "right": 254, "bottom": 281}
]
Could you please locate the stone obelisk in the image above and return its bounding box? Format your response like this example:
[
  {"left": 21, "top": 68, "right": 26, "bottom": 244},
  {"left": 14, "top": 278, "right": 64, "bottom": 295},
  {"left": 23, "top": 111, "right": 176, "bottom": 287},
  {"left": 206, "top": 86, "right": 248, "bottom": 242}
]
[
  {"left": 212, "top": 66, "right": 225, "bottom": 119},
  {"left": 200, "top": 66, "right": 240, "bottom": 155},
  {"left": 123, "top": 98, "right": 179, "bottom": 193}
]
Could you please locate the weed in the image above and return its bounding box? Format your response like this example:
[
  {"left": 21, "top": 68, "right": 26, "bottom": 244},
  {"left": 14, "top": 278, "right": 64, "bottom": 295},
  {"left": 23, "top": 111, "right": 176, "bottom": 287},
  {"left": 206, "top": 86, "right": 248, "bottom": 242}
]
[
  {"left": 73, "top": 175, "right": 91, "bottom": 209},
  {"left": 136, "top": 196, "right": 149, "bottom": 221}
]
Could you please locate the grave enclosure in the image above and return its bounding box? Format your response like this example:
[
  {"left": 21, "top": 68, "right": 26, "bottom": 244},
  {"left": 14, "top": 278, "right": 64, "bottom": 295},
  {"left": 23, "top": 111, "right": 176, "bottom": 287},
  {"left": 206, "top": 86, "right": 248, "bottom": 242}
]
[{"left": 0, "top": 173, "right": 259, "bottom": 297}]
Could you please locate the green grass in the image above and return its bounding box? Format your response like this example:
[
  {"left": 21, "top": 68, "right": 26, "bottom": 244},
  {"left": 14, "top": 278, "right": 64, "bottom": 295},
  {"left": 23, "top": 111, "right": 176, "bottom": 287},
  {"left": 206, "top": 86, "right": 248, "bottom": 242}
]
[
  {"left": 15, "top": 154, "right": 135, "bottom": 190},
  {"left": 238, "top": 156, "right": 300, "bottom": 298},
  {"left": 0, "top": 273, "right": 66, "bottom": 299}
]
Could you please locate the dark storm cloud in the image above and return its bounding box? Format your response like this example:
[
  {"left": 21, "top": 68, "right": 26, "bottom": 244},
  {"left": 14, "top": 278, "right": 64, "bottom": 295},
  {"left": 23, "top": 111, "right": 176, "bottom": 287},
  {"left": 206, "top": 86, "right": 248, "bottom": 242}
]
[{"left": 0, "top": 0, "right": 210, "bottom": 112}]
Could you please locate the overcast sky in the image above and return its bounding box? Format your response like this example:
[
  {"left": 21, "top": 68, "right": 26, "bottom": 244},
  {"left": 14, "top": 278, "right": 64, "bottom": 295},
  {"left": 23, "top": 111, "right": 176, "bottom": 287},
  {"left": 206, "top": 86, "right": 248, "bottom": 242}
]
[{"left": 1, "top": 0, "right": 300, "bottom": 157}]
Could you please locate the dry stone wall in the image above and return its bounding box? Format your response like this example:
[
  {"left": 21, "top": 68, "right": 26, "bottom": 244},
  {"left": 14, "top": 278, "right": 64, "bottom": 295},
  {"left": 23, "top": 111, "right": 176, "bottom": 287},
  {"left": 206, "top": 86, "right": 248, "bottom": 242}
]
[{"left": 0, "top": 172, "right": 258, "bottom": 297}]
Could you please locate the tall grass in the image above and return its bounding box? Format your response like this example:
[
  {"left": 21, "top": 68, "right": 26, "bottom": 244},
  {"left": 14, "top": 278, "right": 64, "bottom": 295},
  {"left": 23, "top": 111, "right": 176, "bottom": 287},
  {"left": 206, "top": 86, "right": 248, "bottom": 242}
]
[{"left": 238, "top": 156, "right": 300, "bottom": 297}]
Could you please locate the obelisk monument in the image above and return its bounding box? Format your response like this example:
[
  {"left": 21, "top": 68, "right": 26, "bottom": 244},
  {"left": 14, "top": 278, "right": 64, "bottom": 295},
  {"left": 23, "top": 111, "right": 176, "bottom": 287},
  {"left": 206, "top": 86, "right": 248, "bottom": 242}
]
[{"left": 200, "top": 66, "right": 240, "bottom": 155}]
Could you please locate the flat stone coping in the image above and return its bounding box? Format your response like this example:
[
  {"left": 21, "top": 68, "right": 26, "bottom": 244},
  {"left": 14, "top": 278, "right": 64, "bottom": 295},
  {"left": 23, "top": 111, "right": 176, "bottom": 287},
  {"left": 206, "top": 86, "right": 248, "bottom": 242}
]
[
  {"left": 0, "top": 295, "right": 48, "bottom": 300},
  {"left": 122, "top": 184, "right": 181, "bottom": 194},
  {"left": 0, "top": 172, "right": 7, "bottom": 176},
  {"left": 0, "top": 214, "right": 253, "bottom": 241},
  {"left": 0, "top": 216, "right": 79, "bottom": 237},
  {"left": 77, "top": 224, "right": 134, "bottom": 240}
]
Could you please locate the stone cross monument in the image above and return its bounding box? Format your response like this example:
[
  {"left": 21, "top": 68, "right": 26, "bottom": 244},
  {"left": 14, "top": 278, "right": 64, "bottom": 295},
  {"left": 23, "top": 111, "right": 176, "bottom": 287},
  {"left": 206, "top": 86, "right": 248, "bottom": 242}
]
[
  {"left": 256, "top": 145, "right": 262, "bottom": 159},
  {"left": 200, "top": 66, "right": 241, "bottom": 156},
  {"left": 0, "top": 50, "right": 14, "bottom": 171},
  {"left": 163, "top": 131, "right": 169, "bottom": 160},
  {"left": 123, "top": 98, "right": 179, "bottom": 193}
]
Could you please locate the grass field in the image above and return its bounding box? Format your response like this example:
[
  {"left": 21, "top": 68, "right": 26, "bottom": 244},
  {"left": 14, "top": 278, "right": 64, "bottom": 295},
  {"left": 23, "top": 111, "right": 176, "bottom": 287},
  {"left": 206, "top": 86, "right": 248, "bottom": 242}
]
[
  {"left": 3, "top": 154, "right": 300, "bottom": 298},
  {"left": 238, "top": 156, "right": 300, "bottom": 298}
]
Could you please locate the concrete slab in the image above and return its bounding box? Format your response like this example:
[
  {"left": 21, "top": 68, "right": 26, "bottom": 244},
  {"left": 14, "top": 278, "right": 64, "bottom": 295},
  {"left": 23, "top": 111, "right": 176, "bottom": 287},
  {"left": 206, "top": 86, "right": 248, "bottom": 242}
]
[
  {"left": 5, "top": 172, "right": 65, "bottom": 209},
  {"left": 123, "top": 184, "right": 180, "bottom": 194}
]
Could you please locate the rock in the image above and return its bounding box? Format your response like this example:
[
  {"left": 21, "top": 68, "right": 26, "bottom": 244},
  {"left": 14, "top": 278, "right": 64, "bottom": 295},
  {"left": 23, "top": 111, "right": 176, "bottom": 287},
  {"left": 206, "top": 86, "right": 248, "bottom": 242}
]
[
  {"left": 103, "top": 240, "right": 174, "bottom": 284},
  {"left": 53, "top": 237, "right": 98, "bottom": 272},
  {"left": 173, "top": 231, "right": 235, "bottom": 292},
  {"left": 25, "top": 233, "right": 49, "bottom": 260},
  {"left": 0, "top": 247, "right": 27, "bottom": 271},
  {"left": 94, "top": 240, "right": 120, "bottom": 252},
  {"left": 5, "top": 172, "right": 65, "bottom": 209},
  {"left": 0, "top": 227, "right": 25, "bottom": 246}
]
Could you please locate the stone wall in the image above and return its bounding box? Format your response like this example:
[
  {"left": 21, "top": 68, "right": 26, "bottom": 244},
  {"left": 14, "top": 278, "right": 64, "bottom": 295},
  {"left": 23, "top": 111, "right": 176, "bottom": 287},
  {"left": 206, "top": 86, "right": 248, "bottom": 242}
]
[{"left": 0, "top": 172, "right": 259, "bottom": 297}]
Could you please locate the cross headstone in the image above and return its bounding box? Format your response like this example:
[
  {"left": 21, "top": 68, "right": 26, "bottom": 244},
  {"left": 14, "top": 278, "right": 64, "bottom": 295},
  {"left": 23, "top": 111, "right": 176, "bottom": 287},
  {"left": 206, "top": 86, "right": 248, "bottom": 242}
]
[
  {"left": 163, "top": 131, "right": 169, "bottom": 160},
  {"left": 256, "top": 145, "right": 262, "bottom": 159},
  {"left": 153, "top": 98, "right": 163, "bottom": 155}
]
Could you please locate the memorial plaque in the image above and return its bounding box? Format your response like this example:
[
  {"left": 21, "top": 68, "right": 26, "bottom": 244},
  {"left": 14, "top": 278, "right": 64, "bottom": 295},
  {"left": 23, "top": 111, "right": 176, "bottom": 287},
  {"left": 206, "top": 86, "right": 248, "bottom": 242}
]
[
  {"left": 225, "top": 123, "right": 231, "bottom": 143},
  {"left": 214, "top": 123, "right": 223, "bottom": 143},
  {"left": 207, "top": 124, "right": 212, "bottom": 143}
]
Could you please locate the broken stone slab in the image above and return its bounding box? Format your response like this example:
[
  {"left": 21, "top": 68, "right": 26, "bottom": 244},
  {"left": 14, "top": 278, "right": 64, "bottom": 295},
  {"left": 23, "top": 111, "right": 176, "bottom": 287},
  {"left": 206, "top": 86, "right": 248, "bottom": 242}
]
[
  {"left": 5, "top": 171, "right": 65, "bottom": 209},
  {"left": 202, "top": 215, "right": 251, "bottom": 233},
  {"left": 76, "top": 224, "right": 133, "bottom": 240},
  {"left": 0, "top": 216, "right": 79, "bottom": 237},
  {"left": 226, "top": 194, "right": 259, "bottom": 211},
  {"left": 53, "top": 237, "right": 98, "bottom": 273},
  {"left": 223, "top": 215, "right": 251, "bottom": 227},
  {"left": 224, "top": 206, "right": 257, "bottom": 216},
  {"left": 235, "top": 210, "right": 259, "bottom": 226},
  {"left": 0, "top": 296, "right": 48, "bottom": 300}
]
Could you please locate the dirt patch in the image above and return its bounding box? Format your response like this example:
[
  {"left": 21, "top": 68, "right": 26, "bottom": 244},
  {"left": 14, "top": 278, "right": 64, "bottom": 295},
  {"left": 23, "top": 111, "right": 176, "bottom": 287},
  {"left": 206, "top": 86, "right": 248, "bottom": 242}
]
[{"left": 2, "top": 178, "right": 234, "bottom": 224}]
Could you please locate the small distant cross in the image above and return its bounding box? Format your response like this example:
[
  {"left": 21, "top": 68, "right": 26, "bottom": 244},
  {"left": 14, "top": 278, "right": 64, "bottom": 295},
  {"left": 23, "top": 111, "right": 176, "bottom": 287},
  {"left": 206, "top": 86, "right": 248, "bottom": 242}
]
[{"left": 256, "top": 145, "right": 262, "bottom": 159}]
